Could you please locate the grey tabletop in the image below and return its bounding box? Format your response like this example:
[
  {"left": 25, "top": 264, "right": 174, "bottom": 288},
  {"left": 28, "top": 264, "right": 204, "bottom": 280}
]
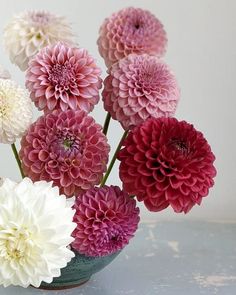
[{"left": 0, "top": 220, "right": 236, "bottom": 295}]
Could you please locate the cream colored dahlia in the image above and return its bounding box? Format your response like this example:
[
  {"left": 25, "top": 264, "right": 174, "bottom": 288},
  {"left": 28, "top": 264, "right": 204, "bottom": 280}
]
[
  {"left": 4, "top": 10, "right": 74, "bottom": 71},
  {"left": 0, "top": 178, "right": 76, "bottom": 288},
  {"left": 0, "top": 79, "right": 32, "bottom": 144}
]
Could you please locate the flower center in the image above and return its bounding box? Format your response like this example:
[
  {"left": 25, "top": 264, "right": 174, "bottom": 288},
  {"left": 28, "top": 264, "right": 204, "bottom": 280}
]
[
  {"left": 7, "top": 247, "right": 22, "bottom": 260},
  {"left": 59, "top": 134, "right": 77, "bottom": 151},
  {"left": 134, "top": 22, "right": 141, "bottom": 30},
  {"left": 63, "top": 138, "right": 74, "bottom": 150},
  {"left": 130, "top": 15, "right": 144, "bottom": 31},
  {"left": 0, "top": 92, "right": 10, "bottom": 117},
  {"left": 0, "top": 226, "right": 34, "bottom": 262},
  {"left": 111, "top": 235, "right": 119, "bottom": 242},
  {"left": 49, "top": 64, "right": 75, "bottom": 88},
  {"left": 169, "top": 138, "right": 190, "bottom": 155},
  {"left": 138, "top": 62, "right": 160, "bottom": 88},
  {"left": 104, "top": 228, "right": 122, "bottom": 246},
  {"left": 53, "top": 129, "right": 82, "bottom": 158}
]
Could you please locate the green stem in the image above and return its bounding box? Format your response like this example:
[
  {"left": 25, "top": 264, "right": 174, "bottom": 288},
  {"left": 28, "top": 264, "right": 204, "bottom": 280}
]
[
  {"left": 11, "top": 143, "right": 24, "bottom": 179},
  {"left": 100, "top": 130, "right": 128, "bottom": 187},
  {"left": 102, "top": 112, "right": 111, "bottom": 136}
]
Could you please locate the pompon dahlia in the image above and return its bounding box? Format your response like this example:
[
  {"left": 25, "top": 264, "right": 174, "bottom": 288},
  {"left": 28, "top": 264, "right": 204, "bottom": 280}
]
[
  {"left": 118, "top": 117, "right": 217, "bottom": 214},
  {"left": 0, "top": 177, "right": 76, "bottom": 288},
  {"left": 72, "top": 186, "right": 140, "bottom": 257},
  {"left": 0, "top": 79, "right": 32, "bottom": 144},
  {"left": 97, "top": 7, "right": 167, "bottom": 68},
  {"left": 19, "top": 110, "right": 110, "bottom": 197},
  {"left": 4, "top": 10, "right": 74, "bottom": 71},
  {"left": 26, "top": 42, "right": 102, "bottom": 113},
  {"left": 103, "top": 54, "right": 180, "bottom": 130}
]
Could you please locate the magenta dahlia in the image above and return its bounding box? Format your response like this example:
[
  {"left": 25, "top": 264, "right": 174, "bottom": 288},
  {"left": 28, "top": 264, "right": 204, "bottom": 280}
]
[
  {"left": 118, "top": 117, "right": 217, "bottom": 213},
  {"left": 103, "top": 54, "right": 180, "bottom": 130},
  {"left": 26, "top": 42, "right": 102, "bottom": 113},
  {"left": 97, "top": 7, "right": 167, "bottom": 68},
  {"left": 19, "top": 110, "right": 110, "bottom": 197},
  {"left": 71, "top": 186, "right": 140, "bottom": 257}
]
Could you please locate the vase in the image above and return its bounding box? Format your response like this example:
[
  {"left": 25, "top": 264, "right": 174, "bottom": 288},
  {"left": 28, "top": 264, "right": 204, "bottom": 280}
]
[{"left": 39, "top": 250, "right": 120, "bottom": 290}]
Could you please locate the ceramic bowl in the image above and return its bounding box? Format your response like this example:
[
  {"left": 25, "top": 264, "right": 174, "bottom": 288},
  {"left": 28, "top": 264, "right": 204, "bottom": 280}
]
[{"left": 39, "top": 250, "right": 120, "bottom": 290}]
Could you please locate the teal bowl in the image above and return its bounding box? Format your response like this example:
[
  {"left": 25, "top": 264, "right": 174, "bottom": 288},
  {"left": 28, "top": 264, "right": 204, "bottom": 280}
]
[{"left": 39, "top": 250, "right": 120, "bottom": 290}]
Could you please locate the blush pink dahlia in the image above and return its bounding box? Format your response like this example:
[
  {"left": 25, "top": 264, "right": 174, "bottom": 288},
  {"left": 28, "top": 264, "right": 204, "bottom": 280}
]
[
  {"left": 118, "top": 117, "right": 216, "bottom": 213},
  {"left": 97, "top": 7, "right": 167, "bottom": 68},
  {"left": 26, "top": 42, "right": 102, "bottom": 113},
  {"left": 71, "top": 186, "right": 140, "bottom": 257},
  {"left": 103, "top": 54, "right": 180, "bottom": 130},
  {"left": 19, "top": 110, "right": 110, "bottom": 197}
]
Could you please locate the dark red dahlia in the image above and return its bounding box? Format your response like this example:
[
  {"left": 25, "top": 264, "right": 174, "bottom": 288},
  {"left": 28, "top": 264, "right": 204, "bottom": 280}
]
[{"left": 118, "top": 117, "right": 216, "bottom": 213}]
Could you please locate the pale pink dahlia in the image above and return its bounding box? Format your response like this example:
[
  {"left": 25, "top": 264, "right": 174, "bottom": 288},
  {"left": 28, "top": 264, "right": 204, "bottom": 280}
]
[
  {"left": 26, "top": 43, "right": 102, "bottom": 113},
  {"left": 19, "top": 110, "right": 110, "bottom": 197},
  {"left": 72, "top": 186, "right": 140, "bottom": 257},
  {"left": 97, "top": 7, "right": 167, "bottom": 68},
  {"left": 103, "top": 54, "right": 180, "bottom": 130},
  {"left": 118, "top": 117, "right": 217, "bottom": 214}
]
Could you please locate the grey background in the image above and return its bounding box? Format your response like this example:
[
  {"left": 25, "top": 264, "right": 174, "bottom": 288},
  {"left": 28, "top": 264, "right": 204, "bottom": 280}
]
[{"left": 0, "top": 0, "right": 235, "bottom": 220}]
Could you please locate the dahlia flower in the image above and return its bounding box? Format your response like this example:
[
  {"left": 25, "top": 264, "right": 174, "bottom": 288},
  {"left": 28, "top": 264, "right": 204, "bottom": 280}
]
[
  {"left": 118, "top": 117, "right": 216, "bottom": 213},
  {"left": 4, "top": 10, "right": 74, "bottom": 71},
  {"left": 0, "top": 79, "right": 32, "bottom": 144},
  {"left": 72, "top": 186, "right": 140, "bottom": 257},
  {"left": 26, "top": 42, "right": 102, "bottom": 113},
  {"left": 0, "top": 177, "right": 76, "bottom": 288},
  {"left": 19, "top": 110, "right": 110, "bottom": 197},
  {"left": 103, "top": 54, "right": 180, "bottom": 130},
  {"left": 0, "top": 65, "right": 10, "bottom": 80},
  {"left": 97, "top": 7, "right": 167, "bottom": 68}
]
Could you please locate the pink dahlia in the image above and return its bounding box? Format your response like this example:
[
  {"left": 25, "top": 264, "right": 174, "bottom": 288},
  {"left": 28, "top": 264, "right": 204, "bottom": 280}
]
[
  {"left": 72, "top": 186, "right": 140, "bottom": 257},
  {"left": 97, "top": 7, "right": 167, "bottom": 68},
  {"left": 118, "top": 117, "right": 217, "bottom": 213},
  {"left": 26, "top": 42, "right": 102, "bottom": 113},
  {"left": 19, "top": 110, "right": 110, "bottom": 197},
  {"left": 103, "top": 54, "right": 180, "bottom": 130}
]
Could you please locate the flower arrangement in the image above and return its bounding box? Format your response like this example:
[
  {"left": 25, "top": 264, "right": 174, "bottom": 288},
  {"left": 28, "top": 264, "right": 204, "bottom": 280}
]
[{"left": 0, "top": 7, "right": 216, "bottom": 289}]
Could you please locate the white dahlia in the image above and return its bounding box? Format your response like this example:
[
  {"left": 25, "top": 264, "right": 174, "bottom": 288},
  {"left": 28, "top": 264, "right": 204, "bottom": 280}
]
[
  {"left": 0, "top": 178, "right": 76, "bottom": 288},
  {"left": 0, "top": 79, "right": 32, "bottom": 144},
  {"left": 4, "top": 10, "right": 74, "bottom": 71}
]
